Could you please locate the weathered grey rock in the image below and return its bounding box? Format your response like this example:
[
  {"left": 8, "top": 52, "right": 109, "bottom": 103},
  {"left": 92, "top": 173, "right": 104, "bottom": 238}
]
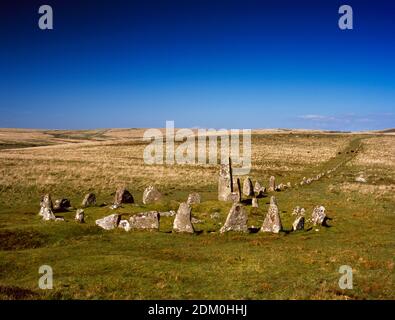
[
  {"left": 260, "top": 196, "right": 282, "bottom": 233},
  {"left": 114, "top": 188, "right": 134, "bottom": 205},
  {"left": 75, "top": 209, "right": 85, "bottom": 223},
  {"left": 312, "top": 205, "right": 326, "bottom": 226},
  {"left": 159, "top": 210, "right": 176, "bottom": 217},
  {"left": 41, "top": 207, "right": 56, "bottom": 221},
  {"left": 268, "top": 176, "right": 276, "bottom": 192},
  {"left": 39, "top": 194, "right": 53, "bottom": 215},
  {"left": 39, "top": 194, "right": 56, "bottom": 220},
  {"left": 118, "top": 219, "right": 131, "bottom": 231},
  {"left": 292, "top": 216, "right": 305, "bottom": 231},
  {"left": 254, "top": 181, "right": 266, "bottom": 197},
  {"left": 142, "top": 186, "right": 162, "bottom": 204},
  {"left": 242, "top": 177, "right": 254, "bottom": 196},
  {"left": 55, "top": 217, "right": 65, "bottom": 222},
  {"left": 252, "top": 197, "right": 259, "bottom": 208},
  {"left": 287, "top": 182, "right": 292, "bottom": 188},
  {"left": 275, "top": 183, "right": 287, "bottom": 191},
  {"left": 54, "top": 198, "right": 71, "bottom": 211},
  {"left": 173, "top": 202, "right": 194, "bottom": 233},
  {"left": 82, "top": 193, "right": 96, "bottom": 207},
  {"left": 129, "top": 211, "right": 160, "bottom": 230},
  {"left": 220, "top": 203, "right": 248, "bottom": 233},
  {"left": 292, "top": 206, "right": 305, "bottom": 217},
  {"left": 95, "top": 214, "right": 120, "bottom": 230},
  {"left": 355, "top": 176, "right": 367, "bottom": 183},
  {"left": 187, "top": 192, "right": 201, "bottom": 205},
  {"left": 218, "top": 158, "right": 233, "bottom": 201}
]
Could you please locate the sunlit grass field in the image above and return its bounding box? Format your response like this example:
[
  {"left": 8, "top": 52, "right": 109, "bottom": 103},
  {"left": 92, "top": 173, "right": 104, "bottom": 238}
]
[{"left": 0, "top": 129, "right": 394, "bottom": 299}]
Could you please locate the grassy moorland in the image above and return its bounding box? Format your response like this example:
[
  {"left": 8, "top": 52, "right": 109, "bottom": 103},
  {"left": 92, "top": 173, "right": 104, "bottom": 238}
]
[{"left": 0, "top": 128, "right": 393, "bottom": 299}]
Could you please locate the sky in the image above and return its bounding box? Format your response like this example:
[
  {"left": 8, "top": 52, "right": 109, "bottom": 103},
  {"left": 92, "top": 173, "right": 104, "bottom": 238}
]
[{"left": 0, "top": 0, "right": 394, "bottom": 130}]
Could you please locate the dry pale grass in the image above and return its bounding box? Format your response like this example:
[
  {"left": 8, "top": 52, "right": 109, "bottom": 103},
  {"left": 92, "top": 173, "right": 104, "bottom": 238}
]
[
  {"left": 350, "top": 136, "right": 395, "bottom": 170},
  {"left": 0, "top": 130, "right": 352, "bottom": 195},
  {"left": 335, "top": 183, "right": 395, "bottom": 199}
]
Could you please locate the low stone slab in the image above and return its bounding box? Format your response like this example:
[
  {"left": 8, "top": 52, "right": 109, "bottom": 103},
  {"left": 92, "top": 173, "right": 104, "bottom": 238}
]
[
  {"left": 220, "top": 203, "right": 248, "bottom": 233},
  {"left": 129, "top": 211, "right": 160, "bottom": 230},
  {"left": 173, "top": 202, "right": 194, "bottom": 233},
  {"left": 96, "top": 214, "right": 120, "bottom": 230}
]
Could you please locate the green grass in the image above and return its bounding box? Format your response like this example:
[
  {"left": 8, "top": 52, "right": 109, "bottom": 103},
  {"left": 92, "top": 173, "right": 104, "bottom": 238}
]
[{"left": 0, "top": 134, "right": 394, "bottom": 300}]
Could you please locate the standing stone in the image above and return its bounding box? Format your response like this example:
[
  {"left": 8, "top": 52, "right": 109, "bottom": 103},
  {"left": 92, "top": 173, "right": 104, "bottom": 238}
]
[
  {"left": 254, "top": 181, "right": 266, "bottom": 197},
  {"left": 54, "top": 198, "right": 71, "bottom": 212},
  {"left": 220, "top": 203, "right": 248, "bottom": 233},
  {"left": 142, "top": 186, "right": 162, "bottom": 204},
  {"left": 129, "top": 211, "right": 160, "bottom": 230},
  {"left": 187, "top": 192, "right": 201, "bottom": 206},
  {"left": 39, "top": 194, "right": 56, "bottom": 221},
  {"left": 39, "top": 194, "right": 53, "bottom": 214},
  {"left": 292, "top": 216, "right": 305, "bottom": 231},
  {"left": 173, "top": 202, "right": 194, "bottom": 233},
  {"left": 82, "top": 193, "right": 96, "bottom": 207},
  {"left": 252, "top": 197, "right": 259, "bottom": 208},
  {"left": 242, "top": 177, "right": 254, "bottom": 197},
  {"left": 268, "top": 176, "right": 276, "bottom": 192},
  {"left": 75, "top": 209, "right": 85, "bottom": 223},
  {"left": 311, "top": 205, "right": 326, "bottom": 226},
  {"left": 95, "top": 214, "right": 120, "bottom": 230},
  {"left": 41, "top": 207, "right": 56, "bottom": 221},
  {"left": 260, "top": 196, "right": 282, "bottom": 233},
  {"left": 218, "top": 157, "right": 233, "bottom": 201},
  {"left": 114, "top": 187, "right": 134, "bottom": 205}
]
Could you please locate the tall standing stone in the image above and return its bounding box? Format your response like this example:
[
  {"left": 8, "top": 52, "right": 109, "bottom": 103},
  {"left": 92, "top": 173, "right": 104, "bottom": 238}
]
[
  {"left": 114, "top": 187, "right": 134, "bottom": 205},
  {"left": 242, "top": 177, "right": 254, "bottom": 197},
  {"left": 39, "top": 194, "right": 56, "bottom": 221},
  {"left": 81, "top": 193, "right": 96, "bottom": 207},
  {"left": 260, "top": 196, "right": 282, "bottom": 233},
  {"left": 220, "top": 203, "right": 248, "bottom": 233},
  {"left": 218, "top": 157, "right": 233, "bottom": 201},
  {"left": 173, "top": 202, "right": 194, "bottom": 233},
  {"left": 268, "top": 176, "right": 276, "bottom": 192},
  {"left": 142, "top": 186, "right": 162, "bottom": 204}
]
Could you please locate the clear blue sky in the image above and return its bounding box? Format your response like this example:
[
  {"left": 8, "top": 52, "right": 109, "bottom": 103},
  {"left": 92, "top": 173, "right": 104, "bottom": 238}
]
[{"left": 1, "top": 0, "right": 394, "bottom": 130}]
